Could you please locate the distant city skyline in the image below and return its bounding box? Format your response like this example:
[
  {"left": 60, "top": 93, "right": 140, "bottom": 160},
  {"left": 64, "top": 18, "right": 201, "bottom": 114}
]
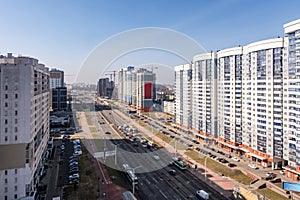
[{"left": 1, "top": 1, "right": 300, "bottom": 84}]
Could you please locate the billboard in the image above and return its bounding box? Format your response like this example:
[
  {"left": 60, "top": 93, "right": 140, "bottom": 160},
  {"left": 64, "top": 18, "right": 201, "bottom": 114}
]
[
  {"left": 282, "top": 182, "right": 300, "bottom": 192},
  {"left": 144, "top": 82, "right": 152, "bottom": 99}
]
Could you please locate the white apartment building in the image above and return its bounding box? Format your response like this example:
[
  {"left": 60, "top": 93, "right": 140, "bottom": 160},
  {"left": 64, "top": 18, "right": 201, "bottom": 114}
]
[
  {"left": 132, "top": 68, "right": 156, "bottom": 112},
  {"left": 174, "top": 64, "right": 193, "bottom": 129},
  {"left": 241, "top": 38, "right": 287, "bottom": 168},
  {"left": 192, "top": 53, "right": 218, "bottom": 140},
  {"left": 283, "top": 19, "right": 300, "bottom": 179},
  {"left": 217, "top": 47, "right": 243, "bottom": 151},
  {"left": 162, "top": 101, "right": 175, "bottom": 115},
  {"left": 118, "top": 67, "right": 156, "bottom": 112},
  {"left": 118, "top": 66, "right": 135, "bottom": 104},
  {"left": 0, "top": 54, "right": 50, "bottom": 199}
]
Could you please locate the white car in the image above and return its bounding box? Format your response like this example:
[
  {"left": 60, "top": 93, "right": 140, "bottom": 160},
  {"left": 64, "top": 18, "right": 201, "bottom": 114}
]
[
  {"left": 153, "top": 155, "right": 160, "bottom": 160},
  {"left": 248, "top": 163, "right": 259, "bottom": 169},
  {"left": 69, "top": 173, "right": 79, "bottom": 179},
  {"left": 231, "top": 157, "right": 240, "bottom": 162}
]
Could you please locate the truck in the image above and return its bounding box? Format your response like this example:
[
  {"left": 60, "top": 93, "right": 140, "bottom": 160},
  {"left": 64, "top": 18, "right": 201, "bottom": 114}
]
[{"left": 196, "top": 190, "right": 209, "bottom": 199}]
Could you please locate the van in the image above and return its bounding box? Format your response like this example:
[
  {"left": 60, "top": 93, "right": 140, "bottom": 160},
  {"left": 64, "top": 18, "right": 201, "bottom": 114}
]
[{"left": 196, "top": 190, "right": 209, "bottom": 199}]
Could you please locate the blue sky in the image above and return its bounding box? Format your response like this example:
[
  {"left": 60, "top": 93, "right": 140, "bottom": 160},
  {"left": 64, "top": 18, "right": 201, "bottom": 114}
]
[{"left": 1, "top": 0, "right": 300, "bottom": 84}]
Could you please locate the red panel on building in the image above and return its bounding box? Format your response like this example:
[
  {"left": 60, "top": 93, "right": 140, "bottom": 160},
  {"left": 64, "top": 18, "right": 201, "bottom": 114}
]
[{"left": 144, "top": 82, "right": 152, "bottom": 99}]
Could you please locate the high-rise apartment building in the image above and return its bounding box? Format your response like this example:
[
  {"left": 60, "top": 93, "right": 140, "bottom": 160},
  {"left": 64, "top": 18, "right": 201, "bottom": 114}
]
[
  {"left": 118, "top": 66, "right": 156, "bottom": 112},
  {"left": 174, "top": 64, "right": 193, "bottom": 129},
  {"left": 217, "top": 47, "right": 243, "bottom": 151},
  {"left": 283, "top": 19, "right": 300, "bottom": 179},
  {"left": 50, "top": 68, "right": 64, "bottom": 89},
  {"left": 192, "top": 53, "right": 218, "bottom": 140},
  {"left": 239, "top": 38, "right": 287, "bottom": 168},
  {"left": 0, "top": 54, "right": 50, "bottom": 199},
  {"left": 174, "top": 19, "right": 300, "bottom": 177},
  {"left": 132, "top": 68, "right": 156, "bottom": 112}
]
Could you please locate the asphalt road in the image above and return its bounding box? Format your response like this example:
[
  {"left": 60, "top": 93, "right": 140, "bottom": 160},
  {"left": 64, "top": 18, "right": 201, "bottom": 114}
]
[{"left": 89, "top": 107, "right": 234, "bottom": 200}]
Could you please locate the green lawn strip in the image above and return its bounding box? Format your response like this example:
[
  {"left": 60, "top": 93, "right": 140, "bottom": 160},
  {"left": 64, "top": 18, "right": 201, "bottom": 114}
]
[
  {"left": 185, "top": 150, "right": 253, "bottom": 185},
  {"left": 257, "top": 188, "right": 290, "bottom": 200}
]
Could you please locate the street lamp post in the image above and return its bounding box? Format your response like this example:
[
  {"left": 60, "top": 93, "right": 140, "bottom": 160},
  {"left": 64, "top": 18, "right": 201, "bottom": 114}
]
[
  {"left": 132, "top": 166, "right": 142, "bottom": 196},
  {"left": 114, "top": 143, "right": 122, "bottom": 166}
]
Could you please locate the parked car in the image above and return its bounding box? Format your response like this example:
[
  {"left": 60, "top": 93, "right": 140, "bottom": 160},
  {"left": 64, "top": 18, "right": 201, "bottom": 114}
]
[
  {"left": 280, "top": 170, "right": 285, "bottom": 175},
  {"left": 231, "top": 157, "right": 240, "bottom": 162},
  {"left": 248, "top": 163, "right": 259, "bottom": 169}
]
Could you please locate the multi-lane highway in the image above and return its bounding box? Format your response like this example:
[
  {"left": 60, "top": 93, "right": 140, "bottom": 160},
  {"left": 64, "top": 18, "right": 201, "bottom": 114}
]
[{"left": 86, "top": 103, "right": 234, "bottom": 200}]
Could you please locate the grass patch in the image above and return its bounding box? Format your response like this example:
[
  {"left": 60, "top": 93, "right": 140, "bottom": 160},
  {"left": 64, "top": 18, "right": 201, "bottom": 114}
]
[
  {"left": 257, "top": 188, "right": 289, "bottom": 200},
  {"left": 105, "top": 164, "right": 131, "bottom": 190},
  {"left": 185, "top": 150, "right": 253, "bottom": 185},
  {"left": 64, "top": 144, "right": 99, "bottom": 199}
]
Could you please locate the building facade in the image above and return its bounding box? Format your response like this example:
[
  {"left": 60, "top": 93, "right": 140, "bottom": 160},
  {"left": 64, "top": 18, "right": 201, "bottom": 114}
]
[
  {"left": 192, "top": 52, "right": 218, "bottom": 140},
  {"left": 0, "top": 54, "right": 50, "bottom": 199},
  {"left": 52, "top": 87, "right": 67, "bottom": 111},
  {"left": 174, "top": 64, "right": 193, "bottom": 129},
  {"left": 283, "top": 19, "right": 300, "bottom": 179},
  {"left": 131, "top": 68, "right": 156, "bottom": 112},
  {"left": 174, "top": 19, "right": 300, "bottom": 176},
  {"left": 118, "top": 66, "right": 156, "bottom": 112},
  {"left": 217, "top": 47, "right": 244, "bottom": 153},
  {"left": 50, "top": 68, "right": 64, "bottom": 89}
]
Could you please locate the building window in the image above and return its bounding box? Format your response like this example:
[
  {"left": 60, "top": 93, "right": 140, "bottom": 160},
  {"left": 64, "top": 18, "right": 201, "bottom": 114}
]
[
  {"left": 15, "top": 102, "right": 18, "bottom": 108},
  {"left": 15, "top": 94, "right": 18, "bottom": 99},
  {"left": 15, "top": 136, "right": 18, "bottom": 141},
  {"left": 4, "top": 178, "right": 7, "bottom": 184},
  {"left": 14, "top": 177, "right": 17, "bottom": 183},
  {"left": 5, "top": 196, "right": 7, "bottom": 200},
  {"left": 5, "top": 102, "right": 8, "bottom": 107},
  {"left": 4, "top": 170, "right": 7, "bottom": 175},
  {"left": 15, "top": 110, "right": 18, "bottom": 116},
  {"left": 14, "top": 194, "right": 17, "bottom": 199},
  {"left": 4, "top": 136, "right": 8, "bottom": 141},
  {"left": 5, "top": 94, "right": 8, "bottom": 99},
  {"left": 14, "top": 186, "right": 17, "bottom": 191},
  {"left": 5, "top": 128, "right": 8, "bottom": 133},
  {"left": 5, "top": 85, "right": 8, "bottom": 90},
  {"left": 15, "top": 127, "right": 18, "bottom": 133},
  {"left": 4, "top": 187, "right": 7, "bottom": 193},
  {"left": 14, "top": 169, "right": 17, "bottom": 174},
  {"left": 5, "top": 119, "right": 8, "bottom": 124},
  {"left": 15, "top": 119, "right": 18, "bottom": 124}
]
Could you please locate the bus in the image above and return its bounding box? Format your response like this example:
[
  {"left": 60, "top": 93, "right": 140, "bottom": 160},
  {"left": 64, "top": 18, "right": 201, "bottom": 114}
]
[
  {"left": 122, "top": 191, "right": 137, "bottom": 200},
  {"left": 123, "top": 164, "right": 138, "bottom": 185},
  {"left": 173, "top": 158, "right": 188, "bottom": 170}
]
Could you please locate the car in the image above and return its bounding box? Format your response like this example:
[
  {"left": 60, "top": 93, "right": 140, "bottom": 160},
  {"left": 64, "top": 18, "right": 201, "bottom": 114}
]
[
  {"left": 69, "top": 162, "right": 78, "bottom": 167},
  {"left": 225, "top": 154, "right": 232, "bottom": 158},
  {"left": 105, "top": 132, "right": 111, "bottom": 134},
  {"left": 169, "top": 169, "right": 176, "bottom": 175},
  {"left": 69, "top": 173, "right": 79, "bottom": 180},
  {"left": 231, "top": 157, "right": 240, "bottom": 162},
  {"left": 74, "top": 151, "right": 82, "bottom": 156},
  {"left": 153, "top": 155, "right": 160, "bottom": 160},
  {"left": 228, "top": 163, "right": 237, "bottom": 168},
  {"left": 266, "top": 172, "right": 274, "bottom": 177},
  {"left": 280, "top": 170, "right": 285, "bottom": 175},
  {"left": 248, "top": 163, "right": 259, "bottom": 169}
]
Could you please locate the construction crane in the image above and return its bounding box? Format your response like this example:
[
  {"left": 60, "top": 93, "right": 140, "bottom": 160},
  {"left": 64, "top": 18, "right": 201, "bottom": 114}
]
[{"left": 104, "top": 70, "right": 117, "bottom": 82}]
